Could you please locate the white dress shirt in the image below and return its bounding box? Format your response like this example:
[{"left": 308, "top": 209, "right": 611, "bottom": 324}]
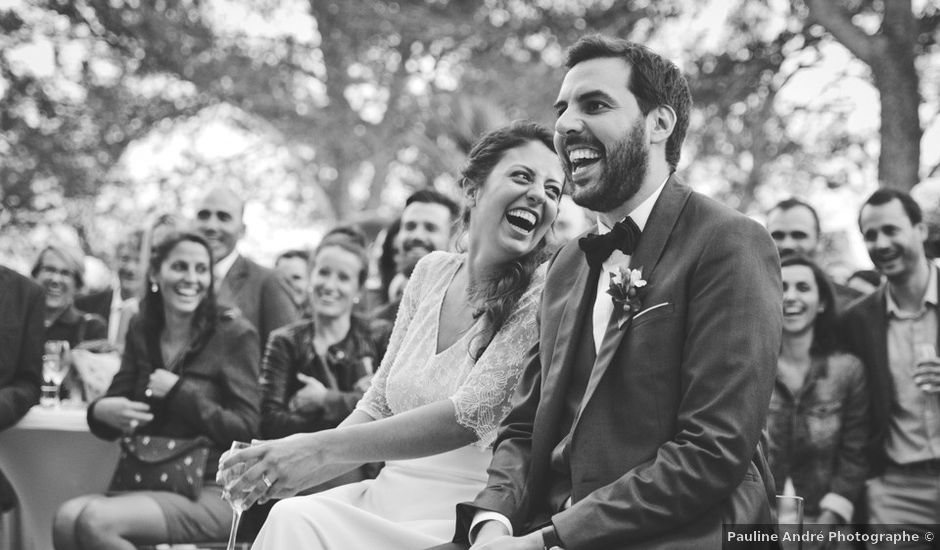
[{"left": 214, "top": 250, "right": 239, "bottom": 285}]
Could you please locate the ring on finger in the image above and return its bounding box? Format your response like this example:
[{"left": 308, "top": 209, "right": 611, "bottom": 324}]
[
  {"left": 128, "top": 419, "right": 139, "bottom": 431},
  {"left": 262, "top": 474, "right": 274, "bottom": 489},
  {"left": 145, "top": 388, "right": 153, "bottom": 398}
]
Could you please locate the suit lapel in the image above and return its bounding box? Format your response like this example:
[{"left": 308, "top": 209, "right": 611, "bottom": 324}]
[
  {"left": 569, "top": 178, "right": 691, "bottom": 433},
  {"left": 542, "top": 254, "right": 597, "bottom": 408},
  {"left": 535, "top": 242, "right": 598, "bottom": 434}
]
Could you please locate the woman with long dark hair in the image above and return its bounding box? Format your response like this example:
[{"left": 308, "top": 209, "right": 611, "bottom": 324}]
[
  {"left": 54, "top": 231, "right": 261, "bottom": 549},
  {"left": 767, "top": 254, "right": 869, "bottom": 544},
  {"left": 220, "top": 121, "right": 564, "bottom": 549}
]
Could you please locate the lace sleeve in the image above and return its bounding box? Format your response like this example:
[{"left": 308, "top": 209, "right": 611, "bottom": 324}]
[
  {"left": 450, "top": 262, "right": 546, "bottom": 448},
  {"left": 356, "top": 252, "right": 433, "bottom": 420}
]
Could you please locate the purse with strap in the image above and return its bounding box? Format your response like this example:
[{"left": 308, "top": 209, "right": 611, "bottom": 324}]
[{"left": 109, "top": 434, "right": 212, "bottom": 500}]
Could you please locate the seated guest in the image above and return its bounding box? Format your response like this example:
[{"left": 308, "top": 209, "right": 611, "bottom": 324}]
[
  {"left": 372, "top": 189, "right": 459, "bottom": 323},
  {"left": 219, "top": 121, "right": 561, "bottom": 549},
  {"left": 76, "top": 229, "right": 145, "bottom": 347},
  {"left": 237, "top": 230, "right": 392, "bottom": 540},
  {"left": 0, "top": 264, "right": 45, "bottom": 513},
  {"left": 274, "top": 249, "right": 312, "bottom": 319},
  {"left": 262, "top": 230, "right": 391, "bottom": 441},
  {"left": 846, "top": 268, "right": 881, "bottom": 296},
  {"left": 193, "top": 186, "right": 298, "bottom": 346},
  {"left": 767, "top": 254, "right": 869, "bottom": 538},
  {"left": 370, "top": 217, "right": 401, "bottom": 310},
  {"left": 32, "top": 245, "right": 107, "bottom": 348},
  {"left": 52, "top": 231, "right": 261, "bottom": 550}
]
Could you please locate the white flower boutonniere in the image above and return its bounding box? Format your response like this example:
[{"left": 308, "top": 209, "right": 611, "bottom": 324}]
[{"left": 606, "top": 266, "right": 647, "bottom": 330}]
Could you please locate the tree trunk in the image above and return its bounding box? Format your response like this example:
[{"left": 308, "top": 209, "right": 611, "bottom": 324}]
[
  {"left": 870, "top": 2, "right": 921, "bottom": 190},
  {"left": 804, "top": 0, "right": 922, "bottom": 191}
]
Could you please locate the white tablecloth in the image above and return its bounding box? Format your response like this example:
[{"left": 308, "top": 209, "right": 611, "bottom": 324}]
[{"left": 0, "top": 406, "right": 120, "bottom": 550}]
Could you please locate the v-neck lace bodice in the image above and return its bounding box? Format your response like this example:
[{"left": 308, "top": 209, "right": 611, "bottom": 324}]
[{"left": 357, "top": 251, "right": 544, "bottom": 447}]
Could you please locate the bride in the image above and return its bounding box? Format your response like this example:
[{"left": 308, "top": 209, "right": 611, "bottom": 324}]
[{"left": 218, "top": 120, "right": 564, "bottom": 549}]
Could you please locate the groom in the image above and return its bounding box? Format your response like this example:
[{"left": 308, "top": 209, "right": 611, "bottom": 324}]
[{"left": 446, "top": 36, "right": 783, "bottom": 549}]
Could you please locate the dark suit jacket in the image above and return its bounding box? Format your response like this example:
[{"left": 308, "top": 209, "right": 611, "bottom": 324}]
[
  {"left": 76, "top": 287, "right": 112, "bottom": 326},
  {"left": 216, "top": 255, "right": 298, "bottom": 346},
  {"left": 88, "top": 311, "right": 261, "bottom": 479},
  {"left": 459, "top": 178, "right": 783, "bottom": 549},
  {"left": 838, "top": 280, "right": 934, "bottom": 477},
  {"left": 0, "top": 266, "right": 45, "bottom": 430}
]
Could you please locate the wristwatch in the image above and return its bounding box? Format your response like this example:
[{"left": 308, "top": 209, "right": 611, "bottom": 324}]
[{"left": 540, "top": 524, "right": 564, "bottom": 550}]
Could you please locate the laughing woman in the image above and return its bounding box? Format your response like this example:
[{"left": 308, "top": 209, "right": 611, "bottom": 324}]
[
  {"left": 767, "top": 254, "right": 869, "bottom": 544},
  {"left": 53, "top": 231, "right": 260, "bottom": 550},
  {"left": 219, "top": 121, "right": 564, "bottom": 549}
]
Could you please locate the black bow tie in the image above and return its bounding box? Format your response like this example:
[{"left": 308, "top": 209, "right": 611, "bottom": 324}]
[{"left": 578, "top": 217, "right": 641, "bottom": 270}]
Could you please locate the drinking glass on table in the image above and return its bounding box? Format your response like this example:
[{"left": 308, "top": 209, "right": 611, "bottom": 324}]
[{"left": 41, "top": 340, "right": 71, "bottom": 407}]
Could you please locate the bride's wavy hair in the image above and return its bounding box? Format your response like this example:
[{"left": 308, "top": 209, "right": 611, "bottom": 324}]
[{"left": 458, "top": 120, "right": 559, "bottom": 359}]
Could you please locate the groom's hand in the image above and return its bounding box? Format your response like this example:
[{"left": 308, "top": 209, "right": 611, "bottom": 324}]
[{"left": 470, "top": 531, "right": 543, "bottom": 550}]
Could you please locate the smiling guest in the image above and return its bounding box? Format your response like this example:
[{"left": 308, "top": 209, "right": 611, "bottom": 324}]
[
  {"left": 193, "top": 186, "right": 298, "bottom": 345},
  {"left": 53, "top": 231, "right": 261, "bottom": 550},
  {"left": 219, "top": 121, "right": 563, "bottom": 549},
  {"left": 767, "top": 254, "right": 868, "bottom": 540},
  {"left": 840, "top": 189, "right": 940, "bottom": 547},
  {"left": 32, "top": 245, "right": 107, "bottom": 348},
  {"left": 260, "top": 227, "right": 391, "bottom": 453},
  {"left": 76, "top": 229, "right": 145, "bottom": 347}
]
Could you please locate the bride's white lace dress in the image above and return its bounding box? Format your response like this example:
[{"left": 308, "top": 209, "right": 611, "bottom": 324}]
[{"left": 252, "top": 251, "right": 544, "bottom": 549}]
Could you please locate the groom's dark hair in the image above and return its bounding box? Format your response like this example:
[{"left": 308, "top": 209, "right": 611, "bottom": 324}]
[{"left": 566, "top": 35, "right": 692, "bottom": 172}]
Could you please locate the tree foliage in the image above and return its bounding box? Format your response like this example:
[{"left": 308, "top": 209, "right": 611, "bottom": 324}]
[{"left": 1, "top": 0, "right": 938, "bottom": 263}]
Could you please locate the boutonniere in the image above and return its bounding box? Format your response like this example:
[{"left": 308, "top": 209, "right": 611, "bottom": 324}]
[{"left": 607, "top": 266, "right": 647, "bottom": 330}]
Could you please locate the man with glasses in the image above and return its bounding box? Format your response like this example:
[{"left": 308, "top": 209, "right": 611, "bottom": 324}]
[{"left": 31, "top": 245, "right": 107, "bottom": 347}]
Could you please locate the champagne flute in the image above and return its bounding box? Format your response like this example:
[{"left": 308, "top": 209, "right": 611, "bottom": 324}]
[
  {"left": 776, "top": 494, "right": 804, "bottom": 550},
  {"left": 42, "top": 340, "right": 71, "bottom": 407},
  {"left": 221, "top": 441, "right": 251, "bottom": 550}
]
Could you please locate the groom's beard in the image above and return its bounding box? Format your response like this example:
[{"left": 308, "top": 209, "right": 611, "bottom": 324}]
[{"left": 572, "top": 120, "right": 649, "bottom": 213}]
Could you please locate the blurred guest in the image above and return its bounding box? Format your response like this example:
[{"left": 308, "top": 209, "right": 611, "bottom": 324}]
[
  {"left": 53, "top": 231, "right": 261, "bottom": 550},
  {"left": 768, "top": 198, "right": 863, "bottom": 311},
  {"left": 0, "top": 264, "right": 44, "bottom": 514},
  {"left": 372, "top": 189, "right": 458, "bottom": 323},
  {"left": 140, "top": 213, "right": 183, "bottom": 280},
  {"left": 846, "top": 269, "right": 881, "bottom": 296},
  {"left": 768, "top": 255, "right": 869, "bottom": 542},
  {"left": 374, "top": 217, "right": 402, "bottom": 307},
  {"left": 551, "top": 194, "right": 592, "bottom": 244},
  {"left": 840, "top": 189, "right": 940, "bottom": 549},
  {"left": 274, "top": 249, "right": 312, "bottom": 319},
  {"left": 193, "top": 186, "right": 298, "bottom": 345},
  {"left": 262, "top": 230, "right": 391, "bottom": 442},
  {"left": 32, "top": 245, "right": 107, "bottom": 348},
  {"left": 77, "top": 229, "right": 145, "bottom": 347}
]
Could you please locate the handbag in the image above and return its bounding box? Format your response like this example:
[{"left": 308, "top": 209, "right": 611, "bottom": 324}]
[{"left": 109, "top": 434, "right": 212, "bottom": 500}]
